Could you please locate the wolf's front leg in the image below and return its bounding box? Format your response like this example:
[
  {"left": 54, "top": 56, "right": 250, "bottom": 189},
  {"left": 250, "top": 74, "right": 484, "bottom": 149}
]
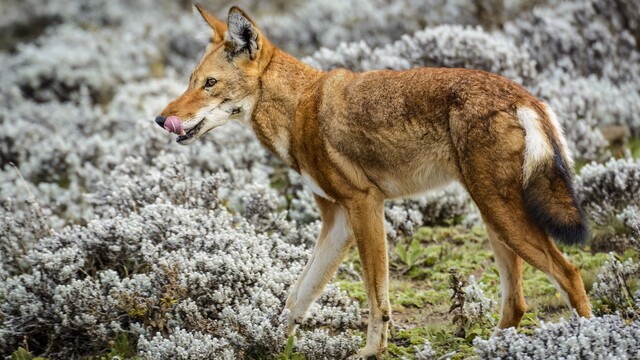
[
  {"left": 346, "top": 193, "right": 390, "bottom": 359},
  {"left": 285, "top": 196, "right": 353, "bottom": 335}
]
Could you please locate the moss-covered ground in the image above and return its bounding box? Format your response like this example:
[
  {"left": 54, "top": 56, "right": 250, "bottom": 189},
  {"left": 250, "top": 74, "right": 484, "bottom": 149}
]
[{"left": 335, "top": 225, "right": 614, "bottom": 359}]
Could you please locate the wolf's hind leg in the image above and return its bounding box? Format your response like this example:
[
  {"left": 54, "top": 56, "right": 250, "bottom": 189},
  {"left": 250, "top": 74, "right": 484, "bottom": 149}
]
[
  {"left": 452, "top": 109, "right": 591, "bottom": 320},
  {"left": 483, "top": 210, "right": 591, "bottom": 319},
  {"left": 285, "top": 196, "right": 353, "bottom": 335},
  {"left": 486, "top": 224, "right": 527, "bottom": 329}
]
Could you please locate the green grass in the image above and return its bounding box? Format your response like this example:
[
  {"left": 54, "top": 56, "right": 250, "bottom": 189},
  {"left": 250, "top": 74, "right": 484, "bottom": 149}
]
[
  {"left": 336, "top": 225, "right": 616, "bottom": 359},
  {"left": 627, "top": 137, "right": 640, "bottom": 159},
  {"left": 10, "top": 348, "right": 47, "bottom": 360},
  {"left": 86, "top": 332, "right": 140, "bottom": 360},
  {"left": 274, "top": 337, "right": 305, "bottom": 360}
]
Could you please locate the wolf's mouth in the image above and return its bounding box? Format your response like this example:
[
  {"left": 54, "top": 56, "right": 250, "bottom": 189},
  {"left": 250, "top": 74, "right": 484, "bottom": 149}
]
[{"left": 176, "top": 118, "right": 205, "bottom": 143}]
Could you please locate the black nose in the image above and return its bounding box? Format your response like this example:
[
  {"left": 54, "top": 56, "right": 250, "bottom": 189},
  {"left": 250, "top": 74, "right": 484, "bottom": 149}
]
[{"left": 155, "top": 115, "right": 166, "bottom": 128}]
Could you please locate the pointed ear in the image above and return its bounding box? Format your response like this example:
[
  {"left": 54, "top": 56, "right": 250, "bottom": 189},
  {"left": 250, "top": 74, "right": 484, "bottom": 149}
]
[
  {"left": 225, "top": 6, "right": 262, "bottom": 61},
  {"left": 194, "top": 3, "right": 227, "bottom": 44}
]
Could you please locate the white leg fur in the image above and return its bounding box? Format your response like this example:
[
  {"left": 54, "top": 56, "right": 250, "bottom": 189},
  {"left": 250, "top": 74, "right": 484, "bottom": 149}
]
[
  {"left": 285, "top": 206, "right": 352, "bottom": 334},
  {"left": 490, "top": 236, "right": 526, "bottom": 331},
  {"left": 301, "top": 170, "right": 334, "bottom": 201}
]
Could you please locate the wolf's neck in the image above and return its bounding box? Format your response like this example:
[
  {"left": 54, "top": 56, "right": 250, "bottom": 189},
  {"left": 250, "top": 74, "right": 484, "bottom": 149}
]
[{"left": 251, "top": 49, "right": 322, "bottom": 168}]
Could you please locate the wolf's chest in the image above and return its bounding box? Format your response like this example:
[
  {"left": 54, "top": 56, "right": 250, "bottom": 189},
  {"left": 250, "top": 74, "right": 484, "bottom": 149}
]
[{"left": 300, "top": 170, "right": 334, "bottom": 201}]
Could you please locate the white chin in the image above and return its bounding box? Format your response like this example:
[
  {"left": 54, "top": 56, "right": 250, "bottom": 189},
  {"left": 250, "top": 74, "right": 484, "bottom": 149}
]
[
  {"left": 176, "top": 135, "right": 198, "bottom": 145},
  {"left": 176, "top": 120, "right": 224, "bottom": 145}
]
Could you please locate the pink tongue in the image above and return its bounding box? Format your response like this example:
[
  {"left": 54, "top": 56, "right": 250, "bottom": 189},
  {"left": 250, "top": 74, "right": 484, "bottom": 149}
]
[{"left": 164, "top": 116, "right": 185, "bottom": 136}]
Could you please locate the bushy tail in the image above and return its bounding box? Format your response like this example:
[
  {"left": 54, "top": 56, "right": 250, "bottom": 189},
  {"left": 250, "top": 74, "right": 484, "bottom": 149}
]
[{"left": 518, "top": 104, "right": 588, "bottom": 245}]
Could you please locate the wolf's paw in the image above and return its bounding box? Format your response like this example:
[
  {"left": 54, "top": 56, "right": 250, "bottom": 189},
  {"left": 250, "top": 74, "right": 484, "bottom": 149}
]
[
  {"left": 279, "top": 308, "right": 291, "bottom": 325},
  {"left": 288, "top": 317, "right": 306, "bottom": 336},
  {"left": 280, "top": 308, "right": 304, "bottom": 336},
  {"left": 356, "top": 345, "right": 384, "bottom": 360}
]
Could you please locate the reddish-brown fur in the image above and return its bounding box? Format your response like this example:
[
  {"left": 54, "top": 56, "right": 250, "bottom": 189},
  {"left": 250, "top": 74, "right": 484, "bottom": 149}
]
[{"left": 158, "top": 6, "right": 591, "bottom": 358}]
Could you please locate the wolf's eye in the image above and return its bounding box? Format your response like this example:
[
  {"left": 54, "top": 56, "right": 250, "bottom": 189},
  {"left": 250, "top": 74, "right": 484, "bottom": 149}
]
[{"left": 204, "top": 77, "right": 217, "bottom": 89}]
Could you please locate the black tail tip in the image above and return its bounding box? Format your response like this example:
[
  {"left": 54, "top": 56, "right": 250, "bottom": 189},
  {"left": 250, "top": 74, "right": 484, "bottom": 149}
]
[
  {"left": 523, "top": 194, "right": 590, "bottom": 246},
  {"left": 523, "top": 140, "right": 590, "bottom": 246},
  {"left": 546, "top": 219, "right": 589, "bottom": 245}
]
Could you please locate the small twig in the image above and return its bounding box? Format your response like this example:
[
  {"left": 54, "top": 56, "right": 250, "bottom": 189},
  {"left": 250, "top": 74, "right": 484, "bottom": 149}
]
[
  {"left": 448, "top": 268, "right": 468, "bottom": 337},
  {"left": 437, "top": 351, "right": 457, "bottom": 360},
  {"left": 9, "top": 162, "right": 54, "bottom": 236},
  {"left": 339, "top": 262, "right": 363, "bottom": 282}
]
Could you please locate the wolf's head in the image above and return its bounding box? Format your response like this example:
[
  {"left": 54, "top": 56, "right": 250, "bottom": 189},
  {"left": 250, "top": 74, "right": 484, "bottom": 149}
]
[{"left": 155, "top": 5, "right": 271, "bottom": 145}]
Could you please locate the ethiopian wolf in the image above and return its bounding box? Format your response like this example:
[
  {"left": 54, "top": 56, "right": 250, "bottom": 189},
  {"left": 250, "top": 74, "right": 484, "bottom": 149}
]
[{"left": 155, "top": 5, "right": 591, "bottom": 358}]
